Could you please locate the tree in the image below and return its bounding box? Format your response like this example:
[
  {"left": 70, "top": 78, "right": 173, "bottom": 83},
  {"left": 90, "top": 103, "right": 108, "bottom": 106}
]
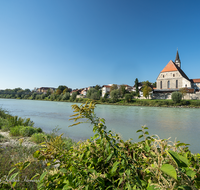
[
  {"left": 142, "top": 86, "right": 152, "bottom": 99},
  {"left": 135, "top": 78, "right": 139, "bottom": 96},
  {"left": 172, "top": 91, "right": 182, "bottom": 103},
  {"left": 110, "top": 84, "right": 118, "bottom": 92},
  {"left": 119, "top": 85, "right": 126, "bottom": 98},
  {"left": 56, "top": 89, "right": 62, "bottom": 95},
  {"left": 179, "top": 88, "right": 187, "bottom": 99},
  {"left": 94, "top": 85, "right": 101, "bottom": 91},
  {"left": 152, "top": 82, "right": 156, "bottom": 88},
  {"left": 71, "top": 91, "right": 77, "bottom": 101},
  {"left": 86, "top": 88, "right": 100, "bottom": 100},
  {"left": 142, "top": 81, "right": 152, "bottom": 99},
  {"left": 63, "top": 88, "right": 70, "bottom": 94},
  {"left": 62, "top": 92, "right": 70, "bottom": 100},
  {"left": 125, "top": 93, "right": 132, "bottom": 102},
  {"left": 57, "top": 85, "right": 68, "bottom": 93},
  {"left": 110, "top": 89, "right": 119, "bottom": 102}
]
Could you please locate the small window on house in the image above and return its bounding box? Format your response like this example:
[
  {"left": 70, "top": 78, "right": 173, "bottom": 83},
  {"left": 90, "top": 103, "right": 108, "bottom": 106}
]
[
  {"left": 176, "top": 80, "right": 178, "bottom": 88},
  {"left": 173, "top": 74, "right": 175, "bottom": 77},
  {"left": 185, "top": 84, "right": 187, "bottom": 87},
  {"left": 160, "top": 81, "right": 162, "bottom": 89},
  {"left": 168, "top": 81, "right": 170, "bottom": 89},
  {"left": 163, "top": 75, "right": 164, "bottom": 78}
]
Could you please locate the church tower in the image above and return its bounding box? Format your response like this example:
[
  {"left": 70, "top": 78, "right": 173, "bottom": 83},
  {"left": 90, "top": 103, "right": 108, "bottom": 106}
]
[{"left": 175, "top": 50, "right": 181, "bottom": 68}]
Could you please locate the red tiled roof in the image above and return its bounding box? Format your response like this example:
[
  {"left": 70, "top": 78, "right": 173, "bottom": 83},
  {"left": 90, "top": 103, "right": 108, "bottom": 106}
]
[
  {"left": 161, "top": 60, "right": 178, "bottom": 73},
  {"left": 103, "top": 85, "right": 111, "bottom": 88},
  {"left": 191, "top": 79, "right": 200, "bottom": 83}
]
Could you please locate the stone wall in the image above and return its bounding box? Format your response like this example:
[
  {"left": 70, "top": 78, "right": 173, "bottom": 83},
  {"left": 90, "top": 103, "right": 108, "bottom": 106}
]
[{"left": 153, "top": 92, "right": 200, "bottom": 100}]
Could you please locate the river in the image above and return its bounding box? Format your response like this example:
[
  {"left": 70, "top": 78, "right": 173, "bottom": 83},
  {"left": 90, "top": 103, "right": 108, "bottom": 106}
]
[{"left": 0, "top": 98, "right": 200, "bottom": 153}]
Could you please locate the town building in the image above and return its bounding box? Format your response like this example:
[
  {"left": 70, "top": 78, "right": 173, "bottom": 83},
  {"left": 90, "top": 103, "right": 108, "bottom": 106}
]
[{"left": 153, "top": 51, "right": 200, "bottom": 99}]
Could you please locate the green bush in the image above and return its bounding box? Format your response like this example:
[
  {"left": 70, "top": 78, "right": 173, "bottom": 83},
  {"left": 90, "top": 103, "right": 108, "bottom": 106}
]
[
  {"left": 10, "top": 126, "right": 24, "bottom": 136},
  {"left": 20, "top": 126, "right": 38, "bottom": 137},
  {"left": 31, "top": 133, "right": 47, "bottom": 144},
  {"left": 171, "top": 91, "right": 182, "bottom": 103},
  {"left": 125, "top": 93, "right": 132, "bottom": 102}
]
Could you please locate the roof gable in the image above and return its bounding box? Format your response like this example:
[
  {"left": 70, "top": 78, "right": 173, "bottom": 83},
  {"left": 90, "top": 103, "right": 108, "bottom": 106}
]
[{"left": 161, "top": 60, "right": 178, "bottom": 73}]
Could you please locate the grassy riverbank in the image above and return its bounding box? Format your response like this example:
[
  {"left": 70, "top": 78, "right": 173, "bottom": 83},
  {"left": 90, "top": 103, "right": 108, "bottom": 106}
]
[
  {"left": 0, "top": 109, "right": 75, "bottom": 189},
  {"left": 0, "top": 103, "right": 200, "bottom": 189},
  {"left": 2, "top": 96, "right": 200, "bottom": 108}
]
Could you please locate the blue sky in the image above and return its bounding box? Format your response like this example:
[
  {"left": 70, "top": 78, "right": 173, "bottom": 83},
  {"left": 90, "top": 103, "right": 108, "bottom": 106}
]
[{"left": 0, "top": 0, "right": 200, "bottom": 90}]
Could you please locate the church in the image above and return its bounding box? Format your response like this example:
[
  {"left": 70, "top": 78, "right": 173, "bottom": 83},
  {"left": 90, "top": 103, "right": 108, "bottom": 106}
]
[{"left": 153, "top": 51, "right": 200, "bottom": 99}]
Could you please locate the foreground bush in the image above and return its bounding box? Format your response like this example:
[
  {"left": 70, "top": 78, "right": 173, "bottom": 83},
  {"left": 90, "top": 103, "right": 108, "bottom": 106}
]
[
  {"left": 172, "top": 91, "right": 183, "bottom": 103},
  {"left": 6, "top": 102, "right": 200, "bottom": 189}
]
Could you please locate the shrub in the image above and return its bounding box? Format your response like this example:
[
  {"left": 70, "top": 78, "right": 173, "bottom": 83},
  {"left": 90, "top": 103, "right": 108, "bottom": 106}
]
[
  {"left": 171, "top": 91, "right": 182, "bottom": 103},
  {"left": 10, "top": 126, "right": 24, "bottom": 136},
  {"left": 110, "top": 89, "right": 119, "bottom": 102},
  {"left": 31, "top": 133, "right": 47, "bottom": 144},
  {"left": 62, "top": 92, "right": 70, "bottom": 100},
  {"left": 125, "top": 93, "right": 132, "bottom": 102},
  {"left": 20, "top": 126, "right": 38, "bottom": 137}
]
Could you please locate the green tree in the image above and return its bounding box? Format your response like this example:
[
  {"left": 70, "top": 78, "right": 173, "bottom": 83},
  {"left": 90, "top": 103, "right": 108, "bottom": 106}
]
[
  {"left": 142, "top": 86, "right": 152, "bottom": 99},
  {"left": 57, "top": 85, "right": 68, "bottom": 93},
  {"left": 86, "top": 88, "right": 100, "bottom": 100},
  {"left": 63, "top": 88, "right": 70, "bottom": 94},
  {"left": 62, "top": 92, "right": 70, "bottom": 100},
  {"left": 172, "top": 91, "right": 182, "bottom": 103},
  {"left": 71, "top": 91, "right": 77, "bottom": 101},
  {"left": 125, "top": 93, "right": 132, "bottom": 102},
  {"left": 94, "top": 85, "right": 101, "bottom": 91},
  {"left": 110, "top": 84, "right": 118, "bottom": 92},
  {"left": 135, "top": 78, "right": 139, "bottom": 96},
  {"left": 110, "top": 89, "right": 119, "bottom": 102},
  {"left": 179, "top": 88, "right": 187, "bottom": 99},
  {"left": 56, "top": 89, "right": 62, "bottom": 95},
  {"left": 119, "top": 85, "right": 126, "bottom": 98},
  {"left": 152, "top": 82, "right": 156, "bottom": 88}
]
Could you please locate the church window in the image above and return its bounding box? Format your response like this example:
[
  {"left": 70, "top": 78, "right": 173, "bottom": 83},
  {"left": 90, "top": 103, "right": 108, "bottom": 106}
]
[
  {"left": 176, "top": 80, "right": 178, "bottom": 88},
  {"left": 168, "top": 81, "right": 170, "bottom": 88},
  {"left": 160, "top": 81, "right": 162, "bottom": 89},
  {"left": 173, "top": 74, "right": 175, "bottom": 77},
  {"left": 185, "top": 84, "right": 187, "bottom": 87},
  {"left": 163, "top": 75, "right": 164, "bottom": 78}
]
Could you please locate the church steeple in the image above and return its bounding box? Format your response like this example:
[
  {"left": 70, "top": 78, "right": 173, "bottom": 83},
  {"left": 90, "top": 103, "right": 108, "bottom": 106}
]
[{"left": 175, "top": 50, "right": 181, "bottom": 68}]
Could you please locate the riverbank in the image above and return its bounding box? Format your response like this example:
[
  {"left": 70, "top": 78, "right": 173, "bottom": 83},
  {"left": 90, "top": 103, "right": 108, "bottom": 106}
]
[{"left": 1, "top": 97, "right": 200, "bottom": 108}]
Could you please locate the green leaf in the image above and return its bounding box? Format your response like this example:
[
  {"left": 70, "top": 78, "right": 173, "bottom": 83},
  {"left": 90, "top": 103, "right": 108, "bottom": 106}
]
[
  {"left": 8, "top": 167, "right": 16, "bottom": 176},
  {"left": 144, "top": 127, "right": 148, "bottom": 129},
  {"left": 186, "top": 169, "right": 196, "bottom": 179},
  {"left": 22, "top": 161, "right": 30, "bottom": 170},
  {"left": 138, "top": 134, "right": 143, "bottom": 139},
  {"left": 33, "top": 150, "right": 40, "bottom": 158},
  {"left": 106, "top": 153, "right": 113, "bottom": 163},
  {"left": 136, "top": 130, "right": 142, "bottom": 133},
  {"left": 9, "top": 172, "right": 19, "bottom": 181},
  {"left": 167, "top": 150, "right": 189, "bottom": 167},
  {"left": 39, "top": 171, "right": 47, "bottom": 181},
  {"left": 111, "top": 161, "right": 120, "bottom": 174},
  {"left": 93, "top": 133, "right": 99, "bottom": 140},
  {"left": 145, "top": 131, "right": 149, "bottom": 135},
  {"left": 160, "top": 164, "right": 177, "bottom": 180},
  {"left": 147, "top": 185, "right": 159, "bottom": 190},
  {"left": 60, "top": 168, "right": 68, "bottom": 173}
]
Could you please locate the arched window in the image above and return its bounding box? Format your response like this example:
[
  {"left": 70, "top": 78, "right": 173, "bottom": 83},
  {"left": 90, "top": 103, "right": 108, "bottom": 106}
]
[
  {"left": 160, "top": 81, "right": 162, "bottom": 89},
  {"left": 168, "top": 81, "right": 170, "bottom": 89},
  {"left": 176, "top": 80, "right": 178, "bottom": 88}
]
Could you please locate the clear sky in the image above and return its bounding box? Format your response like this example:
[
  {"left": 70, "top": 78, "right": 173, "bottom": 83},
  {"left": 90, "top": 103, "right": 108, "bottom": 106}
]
[{"left": 1, "top": 0, "right": 200, "bottom": 90}]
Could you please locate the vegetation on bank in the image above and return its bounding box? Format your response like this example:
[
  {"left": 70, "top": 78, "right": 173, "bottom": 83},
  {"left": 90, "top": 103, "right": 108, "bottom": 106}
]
[
  {"left": 0, "top": 102, "right": 200, "bottom": 189},
  {"left": 1, "top": 86, "right": 200, "bottom": 108},
  {"left": 0, "top": 108, "right": 75, "bottom": 189}
]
